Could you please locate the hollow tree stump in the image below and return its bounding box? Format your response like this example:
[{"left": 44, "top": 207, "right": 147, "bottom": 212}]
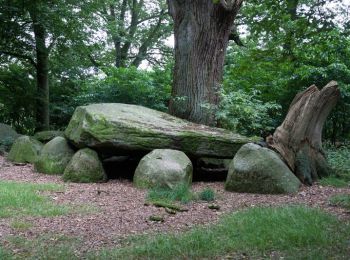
[{"left": 271, "top": 81, "right": 340, "bottom": 185}]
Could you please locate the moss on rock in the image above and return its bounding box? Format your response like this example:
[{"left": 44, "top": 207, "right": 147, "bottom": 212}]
[
  {"left": 34, "top": 137, "right": 75, "bottom": 175},
  {"left": 8, "top": 136, "right": 43, "bottom": 163},
  {"left": 63, "top": 148, "right": 107, "bottom": 183},
  {"left": 65, "top": 103, "right": 252, "bottom": 158}
]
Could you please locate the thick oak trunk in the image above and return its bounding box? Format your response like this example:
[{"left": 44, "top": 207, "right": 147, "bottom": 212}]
[
  {"left": 271, "top": 81, "right": 340, "bottom": 185},
  {"left": 167, "top": 0, "right": 242, "bottom": 126}
]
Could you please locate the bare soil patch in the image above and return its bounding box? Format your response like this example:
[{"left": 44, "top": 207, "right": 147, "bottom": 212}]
[{"left": 0, "top": 155, "right": 349, "bottom": 253}]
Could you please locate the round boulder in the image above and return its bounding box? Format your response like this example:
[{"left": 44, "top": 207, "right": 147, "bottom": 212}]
[
  {"left": 8, "top": 136, "right": 43, "bottom": 163},
  {"left": 63, "top": 148, "right": 107, "bottom": 183},
  {"left": 133, "top": 149, "right": 193, "bottom": 189},
  {"left": 0, "top": 123, "right": 20, "bottom": 152},
  {"left": 35, "top": 136, "right": 75, "bottom": 174},
  {"left": 225, "top": 143, "right": 301, "bottom": 194}
]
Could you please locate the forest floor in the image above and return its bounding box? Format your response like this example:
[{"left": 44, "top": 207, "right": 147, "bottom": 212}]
[{"left": 0, "top": 154, "right": 349, "bottom": 255}]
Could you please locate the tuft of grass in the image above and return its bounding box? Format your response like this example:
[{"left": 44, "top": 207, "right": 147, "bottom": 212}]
[
  {"left": 329, "top": 194, "right": 350, "bottom": 209},
  {"left": 90, "top": 205, "right": 350, "bottom": 259},
  {"left": 146, "top": 184, "right": 193, "bottom": 204},
  {"left": 10, "top": 220, "right": 33, "bottom": 231},
  {"left": 198, "top": 187, "right": 215, "bottom": 202},
  {"left": 0, "top": 181, "right": 70, "bottom": 218}
]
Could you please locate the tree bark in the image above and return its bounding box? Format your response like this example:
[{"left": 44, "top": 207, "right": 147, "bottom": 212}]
[
  {"left": 167, "top": 0, "right": 243, "bottom": 126},
  {"left": 271, "top": 81, "right": 340, "bottom": 185},
  {"left": 30, "top": 10, "right": 50, "bottom": 131}
]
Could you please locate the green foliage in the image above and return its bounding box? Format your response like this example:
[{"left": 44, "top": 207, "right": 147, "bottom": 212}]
[
  {"left": 325, "top": 144, "right": 350, "bottom": 179},
  {"left": 329, "top": 194, "right": 350, "bottom": 210},
  {"left": 320, "top": 144, "right": 350, "bottom": 187},
  {"left": 198, "top": 187, "right": 215, "bottom": 202},
  {"left": 79, "top": 66, "right": 171, "bottom": 110},
  {"left": 91, "top": 206, "right": 350, "bottom": 259},
  {"left": 217, "top": 89, "right": 281, "bottom": 136},
  {"left": 0, "top": 64, "right": 36, "bottom": 134},
  {"left": 49, "top": 66, "right": 172, "bottom": 130},
  {"left": 0, "top": 181, "right": 70, "bottom": 218},
  {"left": 224, "top": 0, "right": 350, "bottom": 139},
  {"left": 146, "top": 184, "right": 193, "bottom": 204}
]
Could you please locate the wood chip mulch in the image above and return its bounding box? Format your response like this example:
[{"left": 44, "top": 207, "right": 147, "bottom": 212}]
[{"left": 0, "top": 155, "right": 349, "bottom": 253}]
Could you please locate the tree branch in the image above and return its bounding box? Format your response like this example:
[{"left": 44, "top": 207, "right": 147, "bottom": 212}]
[
  {"left": 219, "top": 0, "right": 244, "bottom": 12},
  {"left": 88, "top": 54, "right": 109, "bottom": 76},
  {"left": 0, "top": 50, "right": 37, "bottom": 68}
]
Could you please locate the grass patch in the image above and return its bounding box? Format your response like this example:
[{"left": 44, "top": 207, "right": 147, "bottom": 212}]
[
  {"left": 10, "top": 220, "right": 33, "bottom": 231},
  {"left": 0, "top": 246, "right": 13, "bottom": 259},
  {"left": 4, "top": 234, "right": 80, "bottom": 259},
  {"left": 319, "top": 176, "right": 349, "bottom": 188},
  {"left": 146, "top": 184, "right": 193, "bottom": 204},
  {"left": 0, "top": 181, "right": 70, "bottom": 218},
  {"left": 90, "top": 206, "right": 350, "bottom": 259},
  {"left": 329, "top": 194, "right": 350, "bottom": 210}
]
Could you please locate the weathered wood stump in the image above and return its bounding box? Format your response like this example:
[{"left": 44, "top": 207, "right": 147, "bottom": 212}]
[{"left": 271, "top": 81, "right": 340, "bottom": 185}]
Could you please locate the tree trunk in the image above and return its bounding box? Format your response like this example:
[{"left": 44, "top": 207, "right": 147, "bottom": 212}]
[
  {"left": 31, "top": 12, "right": 50, "bottom": 131},
  {"left": 167, "top": 0, "right": 243, "bottom": 126},
  {"left": 271, "top": 81, "right": 340, "bottom": 185}
]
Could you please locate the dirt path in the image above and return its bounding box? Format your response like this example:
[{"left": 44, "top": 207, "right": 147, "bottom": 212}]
[{"left": 0, "top": 155, "right": 349, "bottom": 252}]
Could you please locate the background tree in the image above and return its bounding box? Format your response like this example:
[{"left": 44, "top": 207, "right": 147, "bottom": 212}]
[
  {"left": 0, "top": 0, "right": 91, "bottom": 131},
  {"left": 89, "top": 0, "right": 172, "bottom": 69}
]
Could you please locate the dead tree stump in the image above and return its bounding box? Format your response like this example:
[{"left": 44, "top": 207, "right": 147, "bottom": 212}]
[{"left": 271, "top": 81, "right": 340, "bottom": 185}]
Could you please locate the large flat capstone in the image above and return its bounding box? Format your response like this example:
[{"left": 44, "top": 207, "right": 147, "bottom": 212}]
[{"left": 65, "top": 103, "right": 253, "bottom": 158}]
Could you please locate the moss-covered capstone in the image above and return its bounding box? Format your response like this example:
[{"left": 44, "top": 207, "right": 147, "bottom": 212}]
[
  {"left": 65, "top": 103, "right": 252, "bottom": 158},
  {"left": 63, "top": 148, "right": 107, "bottom": 183},
  {"left": 133, "top": 149, "right": 193, "bottom": 189},
  {"left": 8, "top": 136, "right": 43, "bottom": 163},
  {"left": 33, "top": 130, "right": 64, "bottom": 143},
  {"left": 35, "top": 136, "right": 75, "bottom": 174},
  {"left": 0, "top": 123, "right": 20, "bottom": 152},
  {"left": 225, "top": 143, "right": 301, "bottom": 194}
]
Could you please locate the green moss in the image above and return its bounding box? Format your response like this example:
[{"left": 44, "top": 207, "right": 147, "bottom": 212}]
[{"left": 8, "top": 136, "right": 43, "bottom": 163}]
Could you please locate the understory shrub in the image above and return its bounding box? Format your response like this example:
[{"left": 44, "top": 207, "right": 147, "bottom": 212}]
[{"left": 320, "top": 144, "right": 350, "bottom": 187}]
